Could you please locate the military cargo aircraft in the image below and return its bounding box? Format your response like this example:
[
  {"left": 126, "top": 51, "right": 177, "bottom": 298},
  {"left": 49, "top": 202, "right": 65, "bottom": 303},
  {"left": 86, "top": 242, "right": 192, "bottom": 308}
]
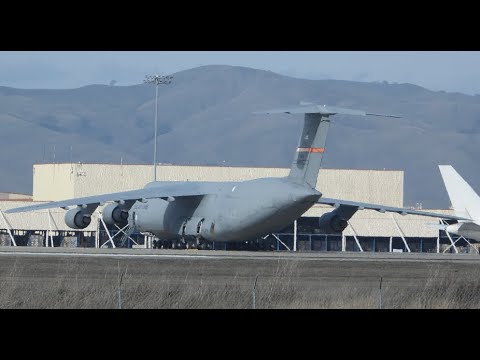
[{"left": 6, "top": 103, "right": 469, "bottom": 248}]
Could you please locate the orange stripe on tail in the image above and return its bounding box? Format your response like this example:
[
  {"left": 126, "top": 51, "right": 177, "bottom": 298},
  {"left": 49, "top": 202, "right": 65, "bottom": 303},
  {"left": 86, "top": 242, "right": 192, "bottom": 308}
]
[{"left": 296, "top": 147, "right": 325, "bottom": 153}]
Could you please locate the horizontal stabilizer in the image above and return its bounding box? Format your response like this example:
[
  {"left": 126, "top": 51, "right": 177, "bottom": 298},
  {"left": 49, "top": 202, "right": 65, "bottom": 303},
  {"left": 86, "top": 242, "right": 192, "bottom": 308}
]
[{"left": 254, "top": 103, "right": 401, "bottom": 118}]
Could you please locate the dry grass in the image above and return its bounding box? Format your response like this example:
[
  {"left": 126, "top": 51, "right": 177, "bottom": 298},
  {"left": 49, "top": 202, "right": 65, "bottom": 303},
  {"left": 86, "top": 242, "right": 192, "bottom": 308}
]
[{"left": 1, "top": 258, "right": 480, "bottom": 309}]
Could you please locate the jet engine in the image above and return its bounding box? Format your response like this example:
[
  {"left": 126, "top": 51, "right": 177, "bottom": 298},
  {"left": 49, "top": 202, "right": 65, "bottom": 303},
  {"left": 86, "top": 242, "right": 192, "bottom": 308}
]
[
  {"left": 318, "top": 211, "right": 349, "bottom": 234},
  {"left": 318, "top": 205, "right": 359, "bottom": 234},
  {"left": 65, "top": 207, "right": 94, "bottom": 229},
  {"left": 102, "top": 202, "right": 132, "bottom": 226}
]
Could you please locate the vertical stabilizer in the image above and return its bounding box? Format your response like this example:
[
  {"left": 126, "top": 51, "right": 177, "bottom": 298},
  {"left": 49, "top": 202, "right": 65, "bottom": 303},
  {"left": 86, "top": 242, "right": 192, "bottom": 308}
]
[
  {"left": 254, "top": 103, "right": 400, "bottom": 189},
  {"left": 439, "top": 165, "right": 479, "bottom": 221},
  {"left": 288, "top": 114, "right": 330, "bottom": 188}
]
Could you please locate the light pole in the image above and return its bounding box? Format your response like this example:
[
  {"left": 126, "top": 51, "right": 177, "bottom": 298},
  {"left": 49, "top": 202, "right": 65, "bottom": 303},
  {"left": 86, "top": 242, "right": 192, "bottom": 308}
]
[{"left": 144, "top": 74, "right": 173, "bottom": 181}]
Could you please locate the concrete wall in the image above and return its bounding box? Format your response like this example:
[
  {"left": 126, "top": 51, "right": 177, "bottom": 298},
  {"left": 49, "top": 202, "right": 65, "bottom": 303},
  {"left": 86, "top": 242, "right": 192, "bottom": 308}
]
[
  {"left": 33, "top": 163, "right": 403, "bottom": 207},
  {"left": 0, "top": 193, "right": 32, "bottom": 201},
  {"left": 316, "top": 169, "right": 403, "bottom": 207},
  {"left": 33, "top": 164, "right": 75, "bottom": 202}
]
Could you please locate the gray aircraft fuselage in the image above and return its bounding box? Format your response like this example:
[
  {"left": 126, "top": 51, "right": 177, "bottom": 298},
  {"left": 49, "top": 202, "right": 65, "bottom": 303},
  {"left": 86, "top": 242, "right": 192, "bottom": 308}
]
[{"left": 130, "top": 177, "right": 321, "bottom": 242}]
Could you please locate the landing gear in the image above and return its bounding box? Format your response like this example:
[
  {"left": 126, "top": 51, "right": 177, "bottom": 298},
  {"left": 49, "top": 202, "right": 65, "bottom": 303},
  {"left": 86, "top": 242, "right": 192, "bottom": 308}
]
[
  {"left": 150, "top": 237, "right": 215, "bottom": 250},
  {"left": 197, "top": 240, "right": 212, "bottom": 250},
  {"left": 171, "top": 239, "right": 186, "bottom": 249}
]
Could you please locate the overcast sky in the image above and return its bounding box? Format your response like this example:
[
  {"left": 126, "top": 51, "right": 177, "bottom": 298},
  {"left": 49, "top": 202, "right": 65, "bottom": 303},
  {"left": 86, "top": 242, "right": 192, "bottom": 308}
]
[{"left": 1, "top": 51, "right": 480, "bottom": 95}]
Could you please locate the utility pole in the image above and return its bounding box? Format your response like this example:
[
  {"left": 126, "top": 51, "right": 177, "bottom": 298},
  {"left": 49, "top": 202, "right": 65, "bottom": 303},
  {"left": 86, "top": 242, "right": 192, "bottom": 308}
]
[{"left": 143, "top": 74, "right": 173, "bottom": 181}]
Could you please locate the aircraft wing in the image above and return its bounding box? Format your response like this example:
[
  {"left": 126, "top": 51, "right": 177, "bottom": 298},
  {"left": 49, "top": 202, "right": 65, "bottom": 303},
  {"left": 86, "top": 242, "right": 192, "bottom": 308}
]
[
  {"left": 5, "top": 182, "right": 217, "bottom": 214},
  {"left": 317, "top": 197, "right": 472, "bottom": 221}
]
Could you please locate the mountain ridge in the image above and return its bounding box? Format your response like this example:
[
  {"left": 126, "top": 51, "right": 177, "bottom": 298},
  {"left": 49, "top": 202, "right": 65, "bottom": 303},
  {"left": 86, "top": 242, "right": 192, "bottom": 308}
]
[{"left": 1, "top": 64, "right": 479, "bottom": 208}]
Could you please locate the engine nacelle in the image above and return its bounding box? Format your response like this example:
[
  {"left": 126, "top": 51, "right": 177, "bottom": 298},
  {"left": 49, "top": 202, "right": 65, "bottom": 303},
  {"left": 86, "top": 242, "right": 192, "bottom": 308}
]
[
  {"left": 65, "top": 207, "right": 93, "bottom": 229},
  {"left": 318, "top": 205, "right": 359, "bottom": 234},
  {"left": 318, "top": 212, "right": 349, "bottom": 234},
  {"left": 102, "top": 203, "right": 130, "bottom": 226},
  {"left": 128, "top": 198, "right": 169, "bottom": 235}
]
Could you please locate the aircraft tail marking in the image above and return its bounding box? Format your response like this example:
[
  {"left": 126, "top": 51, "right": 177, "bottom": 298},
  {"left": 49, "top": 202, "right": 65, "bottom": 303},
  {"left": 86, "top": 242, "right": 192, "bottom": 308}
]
[
  {"left": 297, "top": 147, "right": 325, "bottom": 153},
  {"left": 288, "top": 114, "right": 330, "bottom": 188}
]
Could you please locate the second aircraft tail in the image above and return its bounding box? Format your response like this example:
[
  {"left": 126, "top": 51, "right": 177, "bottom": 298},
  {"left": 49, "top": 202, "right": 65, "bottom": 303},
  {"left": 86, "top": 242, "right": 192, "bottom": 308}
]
[{"left": 439, "top": 165, "right": 479, "bottom": 222}]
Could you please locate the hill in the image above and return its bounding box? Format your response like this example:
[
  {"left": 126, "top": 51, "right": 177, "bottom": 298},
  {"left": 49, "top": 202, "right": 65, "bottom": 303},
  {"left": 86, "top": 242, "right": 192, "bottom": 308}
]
[{"left": 1, "top": 65, "right": 479, "bottom": 208}]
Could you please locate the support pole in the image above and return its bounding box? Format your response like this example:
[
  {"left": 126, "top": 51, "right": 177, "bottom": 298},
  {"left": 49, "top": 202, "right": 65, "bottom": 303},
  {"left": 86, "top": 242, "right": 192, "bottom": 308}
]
[
  {"left": 390, "top": 214, "right": 411, "bottom": 253},
  {"left": 342, "top": 234, "right": 346, "bottom": 252},
  {"left": 347, "top": 220, "right": 363, "bottom": 252},
  {"left": 114, "top": 224, "right": 139, "bottom": 246},
  {"left": 272, "top": 234, "right": 291, "bottom": 251},
  {"left": 153, "top": 83, "right": 158, "bottom": 181},
  {"left": 389, "top": 237, "right": 393, "bottom": 253},
  {"left": 47, "top": 209, "right": 57, "bottom": 247},
  {"left": 293, "top": 220, "right": 297, "bottom": 252},
  {"left": 143, "top": 74, "right": 173, "bottom": 182},
  {"left": 99, "top": 215, "right": 116, "bottom": 249},
  {"left": 443, "top": 230, "right": 460, "bottom": 254},
  {"left": 95, "top": 218, "right": 100, "bottom": 248},
  {"left": 458, "top": 236, "right": 479, "bottom": 254}
]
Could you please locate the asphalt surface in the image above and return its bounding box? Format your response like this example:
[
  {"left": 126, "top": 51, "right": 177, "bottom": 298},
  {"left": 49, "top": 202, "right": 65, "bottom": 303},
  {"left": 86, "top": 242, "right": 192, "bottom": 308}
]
[
  {"left": 0, "top": 247, "right": 479, "bottom": 288},
  {"left": 1, "top": 246, "right": 480, "bottom": 262}
]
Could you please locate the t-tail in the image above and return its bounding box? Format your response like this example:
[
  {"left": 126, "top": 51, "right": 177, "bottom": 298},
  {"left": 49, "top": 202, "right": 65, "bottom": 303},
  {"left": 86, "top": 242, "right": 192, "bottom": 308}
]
[
  {"left": 439, "top": 165, "right": 479, "bottom": 223},
  {"left": 255, "top": 103, "right": 400, "bottom": 188}
]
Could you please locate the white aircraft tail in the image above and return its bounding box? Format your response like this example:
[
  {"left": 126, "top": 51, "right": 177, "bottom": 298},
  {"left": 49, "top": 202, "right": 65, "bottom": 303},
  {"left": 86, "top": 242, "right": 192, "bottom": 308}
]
[{"left": 439, "top": 165, "right": 479, "bottom": 223}]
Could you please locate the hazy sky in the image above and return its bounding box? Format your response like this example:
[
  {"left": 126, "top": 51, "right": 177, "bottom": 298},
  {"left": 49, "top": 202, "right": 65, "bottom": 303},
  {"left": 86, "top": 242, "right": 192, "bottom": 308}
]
[{"left": 1, "top": 51, "right": 480, "bottom": 95}]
